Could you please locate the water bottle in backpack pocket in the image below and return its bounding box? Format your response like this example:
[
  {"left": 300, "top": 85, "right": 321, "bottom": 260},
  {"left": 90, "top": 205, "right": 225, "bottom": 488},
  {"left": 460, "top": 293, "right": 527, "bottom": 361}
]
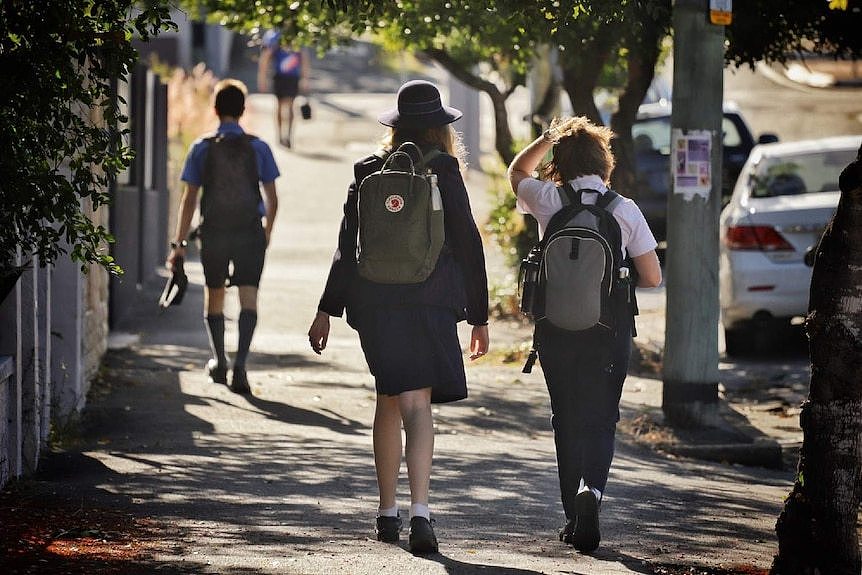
[{"left": 518, "top": 245, "right": 542, "bottom": 316}]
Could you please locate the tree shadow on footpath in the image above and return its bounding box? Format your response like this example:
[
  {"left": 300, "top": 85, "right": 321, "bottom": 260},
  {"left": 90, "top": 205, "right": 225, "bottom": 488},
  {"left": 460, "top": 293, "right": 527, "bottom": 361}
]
[
  {"left": 21, "top": 358, "right": 791, "bottom": 574},
  {"left": 241, "top": 393, "right": 365, "bottom": 435},
  {"left": 20, "top": 277, "right": 791, "bottom": 573},
  {"left": 0, "top": 452, "right": 211, "bottom": 574},
  {"left": 424, "top": 368, "right": 792, "bottom": 568}
]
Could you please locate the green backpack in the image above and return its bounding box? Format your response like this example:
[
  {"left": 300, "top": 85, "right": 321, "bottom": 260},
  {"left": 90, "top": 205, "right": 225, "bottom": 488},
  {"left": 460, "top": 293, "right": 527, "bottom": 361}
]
[{"left": 357, "top": 142, "right": 444, "bottom": 284}]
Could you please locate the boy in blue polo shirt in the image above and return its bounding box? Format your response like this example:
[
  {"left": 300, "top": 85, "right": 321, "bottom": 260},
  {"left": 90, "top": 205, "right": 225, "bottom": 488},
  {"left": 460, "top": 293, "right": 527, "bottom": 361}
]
[{"left": 167, "top": 79, "right": 280, "bottom": 394}]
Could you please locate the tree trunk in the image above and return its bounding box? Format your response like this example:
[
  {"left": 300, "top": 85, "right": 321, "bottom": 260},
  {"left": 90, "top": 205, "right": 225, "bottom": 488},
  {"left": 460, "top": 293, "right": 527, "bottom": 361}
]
[
  {"left": 771, "top": 150, "right": 862, "bottom": 575},
  {"left": 559, "top": 34, "right": 615, "bottom": 126},
  {"left": 609, "top": 18, "right": 662, "bottom": 200},
  {"left": 423, "top": 47, "right": 518, "bottom": 166}
]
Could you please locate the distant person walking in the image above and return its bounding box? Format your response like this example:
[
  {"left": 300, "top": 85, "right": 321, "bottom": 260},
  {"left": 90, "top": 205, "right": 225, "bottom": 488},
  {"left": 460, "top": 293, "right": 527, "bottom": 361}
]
[
  {"left": 307, "top": 80, "right": 489, "bottom": 554},
  {"left": 257, "top": 28, "right": 310, "bottom": 149},
  {"left": 508, "top": 117, "right": 662, "bottom": 553},
  {"left": 167, "top": 79, "right": 280, "bottom": 394}
]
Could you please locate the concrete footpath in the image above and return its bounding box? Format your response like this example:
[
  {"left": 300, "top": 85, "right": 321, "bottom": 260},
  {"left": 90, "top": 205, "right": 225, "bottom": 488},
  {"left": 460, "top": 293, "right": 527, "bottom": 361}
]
[{"left": 31, "top": 93, "right": 796, "bottom": 574}]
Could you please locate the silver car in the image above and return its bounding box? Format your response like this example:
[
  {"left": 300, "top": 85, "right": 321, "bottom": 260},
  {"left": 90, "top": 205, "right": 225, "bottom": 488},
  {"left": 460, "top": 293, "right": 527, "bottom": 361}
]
[{"left": 719, "top": 135, "right": 862, "bottom": 356}]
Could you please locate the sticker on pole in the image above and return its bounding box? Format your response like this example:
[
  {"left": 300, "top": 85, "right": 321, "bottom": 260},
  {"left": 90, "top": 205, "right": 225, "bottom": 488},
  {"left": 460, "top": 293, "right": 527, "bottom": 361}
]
[
  {"left": 709, "top": 0, "right": 732, "bottom": 25},
  {"left": 672, "top": 129, "right": 712, "bottom": 201}
]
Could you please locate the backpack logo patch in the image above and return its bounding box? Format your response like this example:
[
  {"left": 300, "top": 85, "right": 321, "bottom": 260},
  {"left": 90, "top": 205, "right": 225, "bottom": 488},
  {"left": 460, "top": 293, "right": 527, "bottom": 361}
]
[{"left": 385, "top": 194, "right": 404, "bottom": 213}]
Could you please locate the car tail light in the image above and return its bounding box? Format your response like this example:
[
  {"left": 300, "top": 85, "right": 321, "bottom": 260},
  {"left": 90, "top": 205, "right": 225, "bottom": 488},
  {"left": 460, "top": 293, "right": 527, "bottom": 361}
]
[{"left": 725, "top": 225, "right": 794, "bottom": 251}]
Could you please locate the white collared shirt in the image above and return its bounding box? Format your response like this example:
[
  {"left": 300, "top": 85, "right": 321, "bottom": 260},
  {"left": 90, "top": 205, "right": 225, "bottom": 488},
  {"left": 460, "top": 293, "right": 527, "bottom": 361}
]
[{"left": 516, "top": 174, "right": 657, "bottom": 259}]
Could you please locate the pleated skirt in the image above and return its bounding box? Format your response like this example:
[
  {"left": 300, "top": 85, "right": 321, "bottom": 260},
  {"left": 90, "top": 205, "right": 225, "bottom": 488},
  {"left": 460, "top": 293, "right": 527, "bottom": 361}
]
[{"left": 354, "top": 305, "right": 468, "bottom": 404}]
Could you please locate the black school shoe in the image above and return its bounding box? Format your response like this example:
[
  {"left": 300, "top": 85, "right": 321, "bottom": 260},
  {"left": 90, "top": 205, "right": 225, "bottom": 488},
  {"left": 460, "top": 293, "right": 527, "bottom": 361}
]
[
  {"left": 559, "top": 519, "right": 575, "bottom": 545},
  {"left": 572, "top": 490, "right": 601, "bottom": 553},
  {"left": 375, "top": 515, "right": 402, "bottom": 543},
  {"left": 408, "top": 516, "right": 438, "bottom": 554},
  {"left": 206, "top": 359, "right": 228, "bottom": 385},
  {"left": 230, "top": 366, "right": 251, "bottom": 394}
]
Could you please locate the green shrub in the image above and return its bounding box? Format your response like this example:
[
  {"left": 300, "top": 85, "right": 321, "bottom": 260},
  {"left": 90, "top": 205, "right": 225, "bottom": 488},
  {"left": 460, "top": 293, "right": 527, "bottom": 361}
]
[
  {"left": 483, "top": 154, "right": 538, "bottom": 268},
  {"left": 482, "top": 154, "right": 538, "bottom": 319},
  {"left": 0, "top": 2, "right": 174, "bottom": 274}
]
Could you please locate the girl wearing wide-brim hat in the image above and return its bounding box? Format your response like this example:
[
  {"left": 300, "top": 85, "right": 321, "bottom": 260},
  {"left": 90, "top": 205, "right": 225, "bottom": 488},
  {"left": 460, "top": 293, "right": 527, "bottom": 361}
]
[{"left": 308, "top": 79, "right": 490, "bottom": 553}]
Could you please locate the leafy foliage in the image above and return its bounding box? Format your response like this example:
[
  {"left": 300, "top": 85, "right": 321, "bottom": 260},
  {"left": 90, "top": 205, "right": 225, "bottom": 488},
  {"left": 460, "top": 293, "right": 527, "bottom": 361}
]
[
  {"left": 181, "top": 0, "right": 859, "bottom": 276},
  {"left": 726, "top": 0, "right": 862, "bottom": 68},
  {"left": 0, "top": 1, "right": 174, "bottom": 273}
]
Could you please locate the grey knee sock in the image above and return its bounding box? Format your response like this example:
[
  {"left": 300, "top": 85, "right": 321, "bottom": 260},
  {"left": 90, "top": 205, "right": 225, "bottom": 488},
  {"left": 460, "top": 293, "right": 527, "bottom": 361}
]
[
  {"left": 235, "top": 309, "right": 258, "bottom": 368},
  {"left": 205, "top": 314, "right": 228, "bottom": 367}
]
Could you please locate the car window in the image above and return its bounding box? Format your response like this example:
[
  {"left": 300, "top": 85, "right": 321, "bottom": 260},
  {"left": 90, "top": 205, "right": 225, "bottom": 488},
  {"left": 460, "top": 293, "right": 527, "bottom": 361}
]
[
  {"left": 632, "top": 118, "right": 670, "bottom": 154},
  {"left": 722, "top": 117, "right": 742, "bottom": 147},
  {"left": 750, "top": 148, "right": 857, "bottom": 198}
]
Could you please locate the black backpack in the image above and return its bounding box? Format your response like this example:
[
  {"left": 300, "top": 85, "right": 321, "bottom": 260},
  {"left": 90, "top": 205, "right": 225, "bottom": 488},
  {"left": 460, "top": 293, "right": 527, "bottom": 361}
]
[
  {"left": 200, "top": 133, "right": 262, "bottom": 231},
  {"left": 519, "top": 184, "right": 637, "bottom": 372}
]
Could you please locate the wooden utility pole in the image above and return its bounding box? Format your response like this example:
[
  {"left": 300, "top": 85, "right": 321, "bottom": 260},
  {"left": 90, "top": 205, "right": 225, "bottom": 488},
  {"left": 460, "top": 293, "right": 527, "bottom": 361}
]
[{"left": 662, "top": 0, "right": 725, "bottom": 426}]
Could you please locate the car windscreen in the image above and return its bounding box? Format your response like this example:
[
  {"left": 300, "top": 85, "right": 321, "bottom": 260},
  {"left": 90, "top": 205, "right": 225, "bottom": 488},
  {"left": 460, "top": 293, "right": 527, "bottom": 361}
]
[{"left": 750, "top": 148, "right": 857, "bottom": 198}]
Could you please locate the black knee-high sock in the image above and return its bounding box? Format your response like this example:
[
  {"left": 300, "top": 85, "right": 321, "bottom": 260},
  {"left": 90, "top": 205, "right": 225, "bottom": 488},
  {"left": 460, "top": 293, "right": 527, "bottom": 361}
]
[
  {"left": 205, "top": 314, "right": 228, "bottom": 367},
  {"left": 235, "top": 309, "right": 258, "bottom": 368}
]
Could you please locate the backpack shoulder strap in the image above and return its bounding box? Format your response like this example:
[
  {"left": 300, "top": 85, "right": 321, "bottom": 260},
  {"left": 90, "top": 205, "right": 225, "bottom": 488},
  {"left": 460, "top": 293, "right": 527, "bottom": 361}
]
[
  {"left": 557, "top": 182, "right": 583, "bottom": 207},
  {"left": 419, "top": 148, "right": 442, "bottom": 169},
  {"left": 206, "top": 132, "right": 257, "bottom": 145},
  {"left": 596, "top": 188, "right": 623, "bottom": 212}
]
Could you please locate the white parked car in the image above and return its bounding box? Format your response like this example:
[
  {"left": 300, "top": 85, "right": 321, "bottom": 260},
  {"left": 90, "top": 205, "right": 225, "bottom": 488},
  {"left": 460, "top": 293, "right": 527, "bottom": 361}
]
[{"left": 719, "top": 135, "right": 862, "bottom": 356}]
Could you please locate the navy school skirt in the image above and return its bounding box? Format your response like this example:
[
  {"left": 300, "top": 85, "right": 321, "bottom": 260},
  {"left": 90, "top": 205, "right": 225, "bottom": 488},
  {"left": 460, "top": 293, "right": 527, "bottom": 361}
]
[{"left": 354, "top": 305, "right": 468, "bottom": 404}]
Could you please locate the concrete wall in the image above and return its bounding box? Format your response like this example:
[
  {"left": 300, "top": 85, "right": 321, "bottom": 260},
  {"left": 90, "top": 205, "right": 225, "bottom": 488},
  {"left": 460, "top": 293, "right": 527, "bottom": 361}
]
[
  {"left": 0, "top": 61, "right": 165, "bottom": 490},
  {"left": 0, "top": 265, "right": 22, "bottom": 486},
  {"left": 134, "top": 8, "right": 234, "bottom": 77},
  {"left": 51, "top": 250, "right": 85, "bottom": 419},
  {"left": 110, "top": 66, "right": 169, "bottom": 329}
]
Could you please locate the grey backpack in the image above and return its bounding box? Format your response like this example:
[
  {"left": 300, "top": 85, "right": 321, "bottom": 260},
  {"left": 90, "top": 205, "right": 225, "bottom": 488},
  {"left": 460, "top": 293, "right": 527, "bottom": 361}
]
[
  {"left": 356, "top": 142, "right": 443, "bottom": 284},
  {"left": 520, "top": 184, "right": 636, "bottom": 372}
]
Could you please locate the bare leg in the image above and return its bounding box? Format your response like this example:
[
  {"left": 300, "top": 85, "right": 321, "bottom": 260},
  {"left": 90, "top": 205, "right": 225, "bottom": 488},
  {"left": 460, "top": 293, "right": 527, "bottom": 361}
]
[
  {"left": 205, "top": 286, "right": 225, "bottom": 316},
  {"left": 284, "top": 96, "right": 296, "bottom": 147},
  {"left": 374, "top": 394, "right": 402, "bottom": 510},
  {"left": 276, "top": 97, "right": 287, "bottom": 144},
  {"left": 398, "top": 387, "right": 434, "bottom": 507},
  {"left": 237, "top": 286, "right": 258, "bottom": 311}
]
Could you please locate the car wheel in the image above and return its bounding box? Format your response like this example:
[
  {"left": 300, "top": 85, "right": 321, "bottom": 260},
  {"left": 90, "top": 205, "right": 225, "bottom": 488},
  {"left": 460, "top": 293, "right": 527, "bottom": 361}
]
[{"left": 723, "top": 327, "right": 753, "bottom": 357}]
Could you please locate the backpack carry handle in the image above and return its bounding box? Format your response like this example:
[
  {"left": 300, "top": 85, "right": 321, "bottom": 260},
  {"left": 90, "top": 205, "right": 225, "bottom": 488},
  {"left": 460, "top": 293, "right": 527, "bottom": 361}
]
[
  {"left": 380, "top": 142, "right": 436, "bottom": 175},
  {"left": 380, "top": 150, "right": 418, "bottom": 174}
]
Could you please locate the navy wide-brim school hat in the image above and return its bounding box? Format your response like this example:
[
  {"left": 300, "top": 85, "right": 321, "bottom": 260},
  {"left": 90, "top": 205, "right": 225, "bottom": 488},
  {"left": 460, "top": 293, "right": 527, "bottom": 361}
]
[{"left": 378, "top": 79, "right": 463, "bottom": 128}]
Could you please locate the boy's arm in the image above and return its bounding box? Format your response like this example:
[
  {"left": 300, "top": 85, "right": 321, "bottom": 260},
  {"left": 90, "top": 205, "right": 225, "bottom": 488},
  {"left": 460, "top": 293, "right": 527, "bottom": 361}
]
[
  {"left": 632, "top": 251, "right": 662, "bottom": 288},
  {"left": 167, "top": 183, "right": 199, "bottom": 269},
  {"left": 257, "top": 48, "right": 272, "bottom": 93},
  {"left": 261, "top": 181, "right": 278, "bottom": 245}
]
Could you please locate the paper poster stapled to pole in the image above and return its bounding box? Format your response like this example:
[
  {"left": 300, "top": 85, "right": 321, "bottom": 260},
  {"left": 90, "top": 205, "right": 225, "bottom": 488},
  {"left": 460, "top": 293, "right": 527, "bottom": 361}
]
[{"left": 672, "top": 129, "right": 712, "bottom": 201}]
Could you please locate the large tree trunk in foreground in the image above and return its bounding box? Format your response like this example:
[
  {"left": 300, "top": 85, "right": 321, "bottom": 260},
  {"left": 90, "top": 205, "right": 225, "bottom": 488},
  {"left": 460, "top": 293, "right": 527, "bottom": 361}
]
[{"left": 772, "top": 149, "right": 862, "bottom": 575}]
